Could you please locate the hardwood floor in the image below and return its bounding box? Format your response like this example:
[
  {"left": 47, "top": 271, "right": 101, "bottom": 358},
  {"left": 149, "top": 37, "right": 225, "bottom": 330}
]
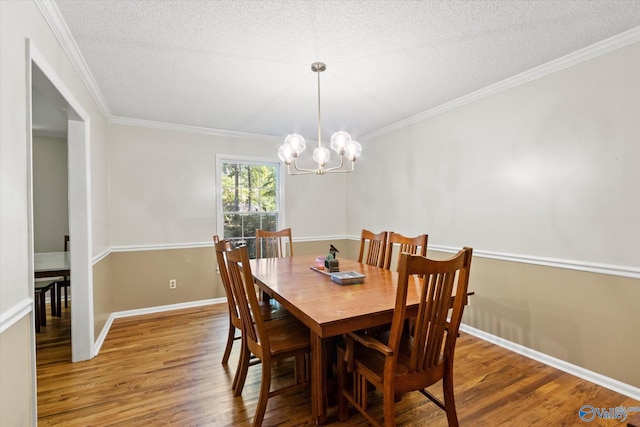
[{"left": 36, "top": 303, "right": 638, "bottom": 426}]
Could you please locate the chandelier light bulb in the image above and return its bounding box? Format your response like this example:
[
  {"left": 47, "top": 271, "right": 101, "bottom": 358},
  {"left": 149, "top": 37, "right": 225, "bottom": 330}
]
[
  {"left": 312, "top": 146, "right": 331, "bottom": 167},
  {"left": 284, "top": 134, "right": 306, "bottom": 157},
  {"left": 344, "top": 140, "right": 362, "bottom": 161},
  {"left": 278, "top": 144, "right": 294, "bottom": 165},
  {"left": 330, "top": 131, "right": 352, "bottom": 155}
]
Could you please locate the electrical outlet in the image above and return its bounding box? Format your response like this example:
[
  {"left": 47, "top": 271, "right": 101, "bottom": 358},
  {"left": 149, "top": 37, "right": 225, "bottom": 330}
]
[{"left": 169, "top": 279, "right": 177, "bottom": 289}]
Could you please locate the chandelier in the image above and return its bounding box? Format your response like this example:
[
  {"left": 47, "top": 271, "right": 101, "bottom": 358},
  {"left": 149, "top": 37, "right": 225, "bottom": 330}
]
[{"left": 278, "top": 62, "right": 362, "bottom": 175}]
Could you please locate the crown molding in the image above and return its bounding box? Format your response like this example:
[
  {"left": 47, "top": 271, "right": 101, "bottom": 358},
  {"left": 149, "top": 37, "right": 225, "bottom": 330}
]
[
  {"left": 361, "top": 26, "right": 640, "bottom": 142},
  {"left": 109, "top": 116, "right": 282, "bottom": 142},
  {"left": 34, "top": 0, "right": 112, "bottom": 120},
  {"left": 37, "top": 2, "right": 640, "bottom": 145}
]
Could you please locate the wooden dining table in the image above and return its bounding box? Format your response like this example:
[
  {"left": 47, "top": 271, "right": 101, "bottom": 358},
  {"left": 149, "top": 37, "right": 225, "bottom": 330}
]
[{"left": 249, "top": 254, "right": 425, "bottom": 425}]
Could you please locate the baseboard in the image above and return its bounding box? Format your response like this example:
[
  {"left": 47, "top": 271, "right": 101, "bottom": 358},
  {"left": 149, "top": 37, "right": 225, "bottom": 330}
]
[
  {"left": 89, "top": 300, "right": 640, "bottom": 402},
  {"left": 93, "top": 298, "right": 226, "bottom": 355},
  {"left": 93, "top": 313, "right": 115, "bottom": 356},
  {"left": 459, "top": 323, "right": 640, "bottom": 401}
]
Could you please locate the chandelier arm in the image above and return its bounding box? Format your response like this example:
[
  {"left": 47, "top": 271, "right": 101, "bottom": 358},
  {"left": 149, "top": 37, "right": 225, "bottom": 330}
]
[
  {"left": 322, "top": 154, "right": 346, "bottom": 172},
  {"left": 287, "top": 164, "right": 317, "bottom": 175},
  {"left": 291, "top": 157, "right": 319, "bottom": 174},
  {"left": 287, "top": 166, "right": 317, "bottom": 176},
  {"left": 323, "top": 160, "right": 355, "bottom": 174}
]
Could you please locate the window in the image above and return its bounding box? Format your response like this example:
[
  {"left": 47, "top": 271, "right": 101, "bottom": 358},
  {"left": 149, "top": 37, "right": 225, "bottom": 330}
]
[{"left": 217, "top": 156, "right": 283, "bottom": 258}]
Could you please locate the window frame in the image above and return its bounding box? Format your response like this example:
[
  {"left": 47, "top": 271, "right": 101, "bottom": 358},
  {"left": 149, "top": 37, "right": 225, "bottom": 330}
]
[{"left": 215, "top": 154, "right": 285, "bottom": 253}]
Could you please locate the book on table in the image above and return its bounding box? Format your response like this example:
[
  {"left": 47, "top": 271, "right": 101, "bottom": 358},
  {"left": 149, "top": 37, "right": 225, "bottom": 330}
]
[{"left": 330, "top": 271, "right": 365, "bottom": 285}]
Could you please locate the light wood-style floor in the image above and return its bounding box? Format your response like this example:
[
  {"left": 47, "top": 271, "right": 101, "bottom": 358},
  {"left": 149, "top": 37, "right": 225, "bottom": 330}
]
[{"left": 36, "top": 303, "right": 638, "bottom": 426}]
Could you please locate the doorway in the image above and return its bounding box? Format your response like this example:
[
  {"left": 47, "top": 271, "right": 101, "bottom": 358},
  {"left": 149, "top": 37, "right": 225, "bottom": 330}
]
[{"left": 28, "top": 40, "right": 94, "bottom": 363}]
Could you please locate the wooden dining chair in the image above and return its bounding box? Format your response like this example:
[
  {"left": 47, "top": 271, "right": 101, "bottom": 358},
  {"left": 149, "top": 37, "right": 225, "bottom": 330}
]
[
  {"left": 357, "top": 229, "right": 387, "bottom": 268},
  {"left": 213, "top": 236, "right": 290, "bottom": 395},
  {"left": 255, "top": 228, "right": 293, "bottom": 258},
  {"left": 54, "top": 234, "right": 71, "bottom": 316},
  {"left": 224, "top": 244, "right": 310, "bottom": 426},
  {"left": 383, "top": 232, "right": 428, "bottom": 271},
  {"left": 337, "top": 247, "right": 473, "bottom": 427}
]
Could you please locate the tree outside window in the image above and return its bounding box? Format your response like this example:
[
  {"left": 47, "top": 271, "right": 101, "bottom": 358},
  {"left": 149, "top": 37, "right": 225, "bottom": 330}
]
[{"left": 220, "top": 160, "right": 280, "bottom": 258}]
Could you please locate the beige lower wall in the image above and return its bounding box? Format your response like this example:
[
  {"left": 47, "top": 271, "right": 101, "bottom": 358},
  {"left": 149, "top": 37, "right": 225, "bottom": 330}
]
[
  {"left": 346, "top": 239, "right": 639, "bottom": 388},
  {"left": 94, "top": 240, "right": 640, "bottom": 390},
  {"left": 92, "top": 255, "right": 113, "bottom": 339},
  {"left": 109, "top": 247, "right": 220, "bottom": 312},
  {"left": 0, "top": 315, "right": 34, "bottom": 427},
  {"left": 459, "top": 253, "right": 640, "bottom": 388},
  {"left": 100, "top": 240, "right": 347, "bottom": 317}
]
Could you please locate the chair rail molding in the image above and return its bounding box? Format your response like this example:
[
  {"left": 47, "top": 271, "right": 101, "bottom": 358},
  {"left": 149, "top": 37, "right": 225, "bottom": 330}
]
[
  {"left": 0, "top": 298, "right": 33, "bottom": 334},
  {"left": 345, "top": 236, "right": 640, "bottom": 280}
]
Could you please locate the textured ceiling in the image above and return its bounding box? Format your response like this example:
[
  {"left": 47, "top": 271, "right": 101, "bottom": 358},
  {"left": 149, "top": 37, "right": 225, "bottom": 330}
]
[{"left": 46, "top": 0, "right": 640, "bottom": 142}]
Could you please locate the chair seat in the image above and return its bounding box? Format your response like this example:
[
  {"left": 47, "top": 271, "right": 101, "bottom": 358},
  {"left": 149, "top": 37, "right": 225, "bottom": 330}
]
[
  {"left": 34, "top": 279, "right": 56, "bottom": 291},
  {"left": 263, "top": 316, "right": 310, "bottom": 356},
  {"left": 258, "top": 300, "right": 290, "bottom": 321}
]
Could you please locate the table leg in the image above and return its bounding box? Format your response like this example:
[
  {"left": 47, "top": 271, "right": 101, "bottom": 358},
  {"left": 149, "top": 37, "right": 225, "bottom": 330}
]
[
  {"left": 310, "top": 332, "right": 328, "bottom": 425},
  {"left": 51, "top": 284, "right": 58, "bottom": 317}
]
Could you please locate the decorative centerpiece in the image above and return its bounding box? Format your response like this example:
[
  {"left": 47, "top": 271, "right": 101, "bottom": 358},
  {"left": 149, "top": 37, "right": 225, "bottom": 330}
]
[{"left": 325, "top": 244, "right": 340, "bottom": 272}]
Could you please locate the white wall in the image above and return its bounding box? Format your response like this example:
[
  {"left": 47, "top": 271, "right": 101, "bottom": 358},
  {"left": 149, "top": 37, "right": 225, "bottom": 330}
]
[
  {"left": 108, "top": 123, "right": 347, "bottom": 248},
  {"left": 343, "top": 40, "right": 640, "bottom": 391},
  {"left": 1, "top": 0, "right": 111, "bottom": 423},
  {"left": 33, "top": 135, "right": 69, "bottom": 252},
  {"left": 348, "top": 41, "right": 640, "bottom": 270}
]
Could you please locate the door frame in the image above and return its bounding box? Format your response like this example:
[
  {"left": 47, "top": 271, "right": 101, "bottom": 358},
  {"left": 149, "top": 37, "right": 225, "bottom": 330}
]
[{"left": 27, "top": 39, "right": 95, "bottom": 365}]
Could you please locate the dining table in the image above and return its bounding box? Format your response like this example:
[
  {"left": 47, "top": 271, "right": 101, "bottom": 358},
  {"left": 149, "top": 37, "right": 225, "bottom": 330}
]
[
  {"left": 249, "top": 254, "right": 427, "bottom": 425},
  {"left": 35, "top": 251, "right": 71, "bottom": 316}
]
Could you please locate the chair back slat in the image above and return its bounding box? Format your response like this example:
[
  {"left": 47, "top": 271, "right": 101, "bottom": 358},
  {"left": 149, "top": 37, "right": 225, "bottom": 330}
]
[
  {"left": 415, "top": 270, "right": 456, "bottom": 370},
  {"left": 256, "top": 228, "right": 293, "bottom": 258},
  {"left": 357, "top": 229, "right": 387, "bottom": 268},
  {"left": 225, "top": 245, "right": 268, "bottom": 359},
  {"left": 383, "top": 232, "right": 428, "bottom": 271},
  {"left": 213, "top": 236, "right": 240, "bottom": 324},
  {"left": 389, "top": 248, "right": 473, "bottom": 375}
]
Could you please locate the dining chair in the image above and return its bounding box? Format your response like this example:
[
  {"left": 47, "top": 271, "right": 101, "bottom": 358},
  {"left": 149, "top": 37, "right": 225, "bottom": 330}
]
[
  {"left": 383, "top": 232, "right": 428, "bottom": 271},
  {"left": 357, "top": 229, "right": 388, "bottom": 268},
  {"left": 34, "top": 280, "right": 56, "bottom": 332},
  {"left": 54, "top": 234, "right": 71, "bottom": 316},
  {"left": 255, "top": 228, "right": 293, "bottom": 258},
  {"left": 337, "top": 247, "right": 473, "bottom": 427},
  {"left": 224, "top": 244, "right": 310, "bottom": 426},
  {"left": 213, "top": 235, "right": 290, "bottom": 395}
]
